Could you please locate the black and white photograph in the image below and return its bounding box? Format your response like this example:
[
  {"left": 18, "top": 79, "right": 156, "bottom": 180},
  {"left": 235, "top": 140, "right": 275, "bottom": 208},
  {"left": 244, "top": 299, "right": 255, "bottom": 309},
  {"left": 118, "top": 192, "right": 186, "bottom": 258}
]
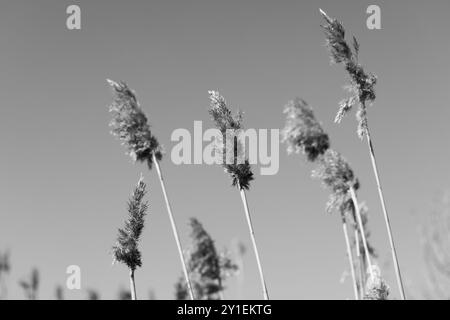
[{"left": 1, "top": 0, "right": 449, "bottom": 308}]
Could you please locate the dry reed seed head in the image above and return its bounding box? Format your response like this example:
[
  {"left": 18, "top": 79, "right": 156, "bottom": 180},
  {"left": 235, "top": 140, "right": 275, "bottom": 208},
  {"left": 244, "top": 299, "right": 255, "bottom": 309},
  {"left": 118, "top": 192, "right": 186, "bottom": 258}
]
[
  {"left": 107, "top": 79, "right": 163, "bottom": 169},
  {"left": 208, "top": 91, "right": 243, "bottom": 132},
  {"left": 187, "top": 218, "right": 222, "bottom": 281},
  {"left": 319, "top": 10, "right": 377, "bottom": 139},
  {"left": 118, "top": 289, "right": 132, "bottom": 300},
  {"left": 0, "top": 252, "right": 10, "bottom": 274},
  {"left": 31, "top": 268, "right": 39, "bottom": 291},
  {"left": 312, "top": 149, "right": 359, "bottom": 195},
  {"left": 174, "top": 276, "right": 190, "bottom": 300},
  {"left": 19, "top": 268, "right": 40, "bottom": 300},
  {"left": 112, "top": 177, "right": 148, "bottom": 271},
  {"left": 224, "top": 161, "right": 254, "bottom": 190},
  {"left": 320, "top": 11, "right": 352, "bottom": 64},
  {"left": 312, "top": 149, "right": 360, "bottom": 214},
  {"left": 87, "top": 289, "right": 100, "bottom": 300},
  {"left": 282, "top": 98, "right": 330, "bottom": 162},
  {"left": 176, "top": 218, "right": 238, "bottom": 300},
  {"left": 208, "top": 91, "right": 254, "bottom": 190},
  {"left": 363, "top": 265, "right": 390, "bottom": 300}
]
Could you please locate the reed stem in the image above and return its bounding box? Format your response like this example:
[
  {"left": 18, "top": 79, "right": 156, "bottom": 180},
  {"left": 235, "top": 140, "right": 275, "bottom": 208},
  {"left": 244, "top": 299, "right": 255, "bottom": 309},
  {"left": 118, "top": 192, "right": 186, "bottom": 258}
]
[
  {"left": 355, "top": 229, "right": 365, "bottom": 298},
  {"left": 130, "top": 269, "right": 137, "bottom": 300},
  {"left": 365, "top": 127, "right": 406, "bottom": 300},
  {"left": 239, "top": 186, "right": 269, "bottom": 300},
  {"left": 153, "top": 153, "right": 195, "bottom": 300},
  {"left": 342, "top": 217, "right": 359, "bottom": 300},
  {"left": 349, "top": 186, "right": 374, "bottom": 279}
]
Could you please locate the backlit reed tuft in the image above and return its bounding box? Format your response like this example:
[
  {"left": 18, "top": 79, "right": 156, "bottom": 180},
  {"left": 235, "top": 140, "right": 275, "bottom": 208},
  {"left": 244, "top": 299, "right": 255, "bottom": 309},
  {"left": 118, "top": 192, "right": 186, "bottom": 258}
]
[
  {"left": 0, "top": 251, "right": 10, "bottom": 299},
  {"left": 208, "top": 91, "right": 253, "bottom": 190},
  {"left": 175, "top": 218, "right": 238, "bottom": 300},
  {"left": 363, "top": 265, "right": 390, "bottom": 300},
  {"left": 107, "top": 80, "right": 162, "bottom": 168},
  {"left": 312, "top": 149, "right": 359, "bottom": 213},
  {"left": 319, "top": 9, "right": 376, "bottom": 139},
  {"left": 112, "top": 176, "right": 148, "bottom": 300},
  {"left": 208, "top": 90, "right": 269, "bottom": 300},
  {"left": 112, "top": 177, "right": 147, "bottom": 271},
  {"left": 282, "top": 98, "right": 330, "bottom": 162},
  {"left": 19, "top": 268, "right": 39, "bottom": 300}
]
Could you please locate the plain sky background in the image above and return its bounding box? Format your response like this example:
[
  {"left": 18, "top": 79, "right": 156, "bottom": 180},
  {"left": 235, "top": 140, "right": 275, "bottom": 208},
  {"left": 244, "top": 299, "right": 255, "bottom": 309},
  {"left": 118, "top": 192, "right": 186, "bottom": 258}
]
[{"left": 1, "top": 0, "right": 449, "bottom": 299}]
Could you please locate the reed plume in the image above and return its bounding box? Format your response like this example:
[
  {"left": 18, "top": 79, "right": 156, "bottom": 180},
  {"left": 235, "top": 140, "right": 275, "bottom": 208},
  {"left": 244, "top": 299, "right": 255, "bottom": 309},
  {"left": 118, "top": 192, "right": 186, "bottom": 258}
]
[
  {"left": 319, "top": 9, "right": 405, "bottom": 299},
  {"left": 118, "top": 288, "right": 132, "bottom": 300},
  {"left": 112, "top": 176, "right": 148, "bottom": 300},
  {"left": 208, "top": 91, "right": 269, "bottom": 299},
  {"left": 282, "top": 98, "right": 330, "bottom": 161},
  {"left": 0, "top": 251, "right": 10, "bottom": 299},
  {"left": 86, "top": 289, "right": 100, "bottom": 300},
  {"left": 363, "top": 265, "right": 390, "bottom": 300},
  {"left": 107, "top": 79, "right": 195, "bottom": 299},
  {"left": 55, "top": 285, "right": 64, "bottom": 300},
  {"left": 175, "top": 218, "right": 238, "bottom": 300},
  {"left": 19, "top": 268, "right": 39, "bottom": 300}
]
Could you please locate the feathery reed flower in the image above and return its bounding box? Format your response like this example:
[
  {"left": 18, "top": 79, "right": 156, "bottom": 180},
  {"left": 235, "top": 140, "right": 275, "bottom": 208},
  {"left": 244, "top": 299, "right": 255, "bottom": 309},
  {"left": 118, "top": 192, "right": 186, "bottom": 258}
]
[
  {"left": 19, "top": 268, "right": 39, "bottom": 300},
  {"left": 0, "top": 251, "right": 10, "bottom": 274},
  {"left": 319, "top": 9, "right": 377, "bottom": 139},
  {"left": 363, "top": 265, "right": 390, "bottom": 300},
  {"left": 319, "top": 9, "right": 406, "bottom": 299},
  {"left": 312, "top": 149, "right": 359, "bottom": 212},
  {"left": 175, "top": 218, "right": 238, "bottom": 300},
  {"left": 107, "top": 79, "right": 195, "bottom": 299},
  {"left": 112, "top": 176, "right": 147, "bottom": 271},
  {"left": 208, "top": 90, "right": 269, "bottom": 300},
  {"left": 107, "top": 79, "right": 163, "bottom": 169},
  {"left": 282, "top": 98, "right": 330, "bottom": 161},
  {"left": 112, "top": 176, "right": 148, "bottom": 300},
  {"left": 87, "top": 289, "right": 100, "bottom": 300},
  {"left": 55, "top": 285, "right": 64, "bottom": 300},
  {"left": 208, "top": 91, "right": 254, "bottom": 190},
  {"left": 0, "top": 251, "right": 10, "bottom": 299}
]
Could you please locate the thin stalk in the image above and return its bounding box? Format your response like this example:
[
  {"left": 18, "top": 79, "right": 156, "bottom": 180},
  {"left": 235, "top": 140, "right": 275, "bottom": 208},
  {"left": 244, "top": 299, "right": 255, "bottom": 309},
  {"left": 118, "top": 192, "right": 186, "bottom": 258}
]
[
  {"left": 349, "top": 187, "right": 374, "bottom": 278},
  {"left": 342, "top": 216, "right": 359, "bottom": 300},
  {"left": 153, "top": 153, "right": 195, "bottom": 300},
  {"left": 129, "top": 269, "right": 137, "bottom": 300},
  {"left": 365, "top": 127, "right": 406, "bottom": 300},
  {"left": 218, "top": 278, "right": 225, "bottom": 300},
  {"left": 355, "top": 229, "right": 365, "bottom": 298},
  {"left": 239, "top": 186, "right": 269, "bottom": 300}
]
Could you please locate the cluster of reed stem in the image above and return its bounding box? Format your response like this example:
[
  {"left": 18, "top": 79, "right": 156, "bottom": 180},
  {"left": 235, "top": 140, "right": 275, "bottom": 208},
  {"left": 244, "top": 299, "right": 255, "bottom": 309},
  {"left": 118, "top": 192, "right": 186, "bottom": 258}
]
[{"left": 319, "top": 9, "right": 405, "bottom": 299}]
